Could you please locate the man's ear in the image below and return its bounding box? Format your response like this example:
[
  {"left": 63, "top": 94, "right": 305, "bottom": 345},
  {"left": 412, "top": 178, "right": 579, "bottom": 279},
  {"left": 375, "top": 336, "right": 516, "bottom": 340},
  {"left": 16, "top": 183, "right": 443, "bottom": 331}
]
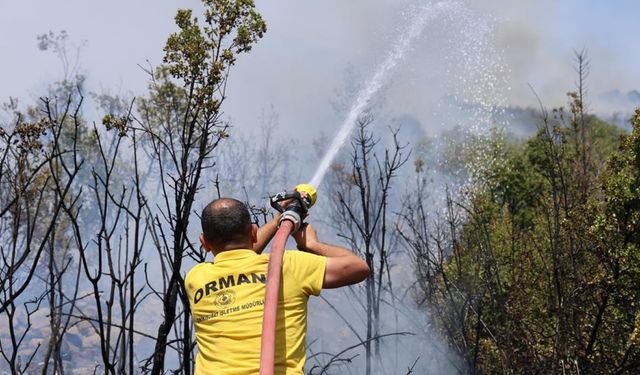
[
  {"left": 251, "top": 224, "right": 258, "bottom": 244},
  {"left": 200, "top": 233, "right": 213, "bottom": 253}
]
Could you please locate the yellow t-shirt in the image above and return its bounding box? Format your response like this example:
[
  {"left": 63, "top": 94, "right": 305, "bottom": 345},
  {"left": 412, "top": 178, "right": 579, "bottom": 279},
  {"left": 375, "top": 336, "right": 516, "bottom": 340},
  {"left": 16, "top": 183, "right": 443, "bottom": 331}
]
[{"left": 185, "top": 249, "right": 326, "bottom": 375}]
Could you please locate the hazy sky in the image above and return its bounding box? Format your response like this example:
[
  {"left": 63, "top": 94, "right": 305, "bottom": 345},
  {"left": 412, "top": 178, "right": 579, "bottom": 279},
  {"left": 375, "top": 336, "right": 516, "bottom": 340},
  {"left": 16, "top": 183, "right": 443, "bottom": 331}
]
[{"left": 1, "top": 0, "right": 638, "bottom": 136}]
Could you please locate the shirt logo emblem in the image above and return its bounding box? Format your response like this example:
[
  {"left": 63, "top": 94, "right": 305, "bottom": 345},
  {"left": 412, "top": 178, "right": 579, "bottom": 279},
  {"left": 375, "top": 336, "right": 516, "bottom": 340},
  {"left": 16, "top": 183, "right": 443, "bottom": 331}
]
[{"left": 213, "top": 290, "right": 236, "bottom": 307}]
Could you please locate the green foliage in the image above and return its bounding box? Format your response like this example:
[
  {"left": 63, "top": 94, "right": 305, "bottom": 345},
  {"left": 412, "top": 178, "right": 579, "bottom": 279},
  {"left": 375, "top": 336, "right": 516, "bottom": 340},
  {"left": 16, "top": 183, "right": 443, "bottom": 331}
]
[
  {"left": 163, "top": 0, "right": 265, "bottom": 113},
  {"left": 136, "top": 0, "right": 266, "bottom": 153},
  {"left": 598, "top": 108, "right": 640, "bottom": 242},
  {"left": 589, "top": 109, "right": 640, "bottom": 370},
  {"left": 136, "top": 66, "right": 189, "bottom": 138},
  {"left": 421, "top": 93, "right": 640, "bottom": 372},
  {"left": 102, "top": 113, "right": 128, "bottom": 137}
]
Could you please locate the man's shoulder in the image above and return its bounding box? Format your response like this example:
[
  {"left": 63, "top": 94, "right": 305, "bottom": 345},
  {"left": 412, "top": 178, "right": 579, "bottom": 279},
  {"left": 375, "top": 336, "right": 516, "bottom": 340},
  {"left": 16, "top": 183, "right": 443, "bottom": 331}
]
[
  {"left": 283, "top": 250, "right": 324, "bottom": 260},
  {"left": 283, "top": 250, "right": 327, "bottom": 269},
  {"left": 282, "top": 250, "right": 326, "bottom": 297}
]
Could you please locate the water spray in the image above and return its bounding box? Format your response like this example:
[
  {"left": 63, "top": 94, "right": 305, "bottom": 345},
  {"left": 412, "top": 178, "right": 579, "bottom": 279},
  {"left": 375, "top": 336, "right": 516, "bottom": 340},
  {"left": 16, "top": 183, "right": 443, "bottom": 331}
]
[
  {"left": 259, "top": 183, "right": 317, "bottom": 375},
  {"left": 309, "top": 2, "right": 447, "bottom": 188}
]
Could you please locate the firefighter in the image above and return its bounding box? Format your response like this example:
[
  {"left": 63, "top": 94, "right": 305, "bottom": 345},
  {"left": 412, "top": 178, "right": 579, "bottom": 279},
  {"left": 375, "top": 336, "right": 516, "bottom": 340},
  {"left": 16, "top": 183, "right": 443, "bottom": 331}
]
[{"left": 185, "top": 197, "right": 369, "bottom": 374}]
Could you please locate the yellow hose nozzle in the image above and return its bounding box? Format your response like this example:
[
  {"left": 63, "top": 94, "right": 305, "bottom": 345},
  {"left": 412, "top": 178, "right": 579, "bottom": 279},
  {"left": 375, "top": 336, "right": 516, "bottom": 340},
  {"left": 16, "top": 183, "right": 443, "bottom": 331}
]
[{"left": 294, "top": 183, "right": 317, "bottom": 208}]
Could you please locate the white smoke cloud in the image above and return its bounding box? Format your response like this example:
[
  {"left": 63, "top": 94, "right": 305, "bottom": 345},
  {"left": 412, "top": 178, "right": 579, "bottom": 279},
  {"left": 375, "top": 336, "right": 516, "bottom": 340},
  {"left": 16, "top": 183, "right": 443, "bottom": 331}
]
[{"left": 223, "top": 0, "right": 639, "bottom": 140}]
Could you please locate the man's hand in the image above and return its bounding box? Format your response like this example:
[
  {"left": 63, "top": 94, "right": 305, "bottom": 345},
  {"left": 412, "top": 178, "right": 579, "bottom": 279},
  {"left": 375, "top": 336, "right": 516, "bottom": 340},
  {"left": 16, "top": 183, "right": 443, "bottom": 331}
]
[
  {"left": 254, "top": 186, "right": 308, "bottom": 254},
  {"left": 293, "top": 223, "right": 370, "bottom": 289},
  {"left": 293, "top": 224, "right": 318, "bottom": 252}
]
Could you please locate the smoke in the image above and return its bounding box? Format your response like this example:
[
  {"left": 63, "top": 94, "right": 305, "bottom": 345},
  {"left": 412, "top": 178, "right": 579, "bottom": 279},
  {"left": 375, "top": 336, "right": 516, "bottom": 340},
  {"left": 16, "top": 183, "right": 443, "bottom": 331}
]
[
  {"left": 2, "top": 0, "right": 637, "bottom": 132},
  {"left": 1, "top": 0, "right": 639, "bottom": 372},
  {"left": 469, "top": 0, "right": 640, "bottom": 110},
  {"left": 222, "top": 0, "right": 640, "bottom": 141}
]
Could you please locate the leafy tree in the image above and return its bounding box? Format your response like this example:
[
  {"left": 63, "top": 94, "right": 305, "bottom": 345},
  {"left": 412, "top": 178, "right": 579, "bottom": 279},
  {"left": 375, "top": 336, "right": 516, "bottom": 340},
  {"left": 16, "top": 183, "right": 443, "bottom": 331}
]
[
  {"left": 590, "top": 108, "right": 640, "bottom": 372},
  {"left": 402, "top": 69, "right": 640, "bottom": 372},
  {"left": 136, "top": 2, "right": 265, "bottom": 373}
]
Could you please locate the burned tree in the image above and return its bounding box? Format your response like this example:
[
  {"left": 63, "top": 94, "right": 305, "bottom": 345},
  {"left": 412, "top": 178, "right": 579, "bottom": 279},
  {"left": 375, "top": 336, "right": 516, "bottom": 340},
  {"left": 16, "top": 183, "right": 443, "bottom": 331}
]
[
  {"left": 1, "top": 2, "right": 266, "bottom": 373},
  {"left": 324, "top": 114, "right": 409, "bottom": 374}
]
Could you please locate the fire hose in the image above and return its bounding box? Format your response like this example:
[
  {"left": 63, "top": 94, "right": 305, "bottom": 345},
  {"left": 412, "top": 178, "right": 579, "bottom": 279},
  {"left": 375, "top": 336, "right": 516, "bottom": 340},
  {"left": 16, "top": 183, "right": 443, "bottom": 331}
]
[{"left": 259, "top": 184, "right": 317, "bottom": 375}]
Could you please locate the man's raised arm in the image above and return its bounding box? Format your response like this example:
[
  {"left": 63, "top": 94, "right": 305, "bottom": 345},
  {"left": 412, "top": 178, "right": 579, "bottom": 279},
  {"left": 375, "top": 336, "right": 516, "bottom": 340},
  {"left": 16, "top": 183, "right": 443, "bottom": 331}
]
[
  {"left": 293, "top": 224, "right": 369, "bottom": 289},
  {"left": 253, "top": 213, "right": 281, "bottom": 254}
]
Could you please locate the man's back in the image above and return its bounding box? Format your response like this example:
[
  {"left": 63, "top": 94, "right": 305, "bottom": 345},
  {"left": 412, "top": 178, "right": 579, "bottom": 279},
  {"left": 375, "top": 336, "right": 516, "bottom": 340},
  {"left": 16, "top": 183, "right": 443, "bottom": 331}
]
[{"left": 185, "top": 249, "right": 326, "bottom": 375}]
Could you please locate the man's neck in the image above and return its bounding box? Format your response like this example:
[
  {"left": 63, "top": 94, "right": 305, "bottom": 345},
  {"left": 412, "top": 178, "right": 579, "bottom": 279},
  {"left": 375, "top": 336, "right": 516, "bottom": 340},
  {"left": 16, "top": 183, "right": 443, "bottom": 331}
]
[{"left": 214, "top": 242, "right": 254, "bottom": 255}]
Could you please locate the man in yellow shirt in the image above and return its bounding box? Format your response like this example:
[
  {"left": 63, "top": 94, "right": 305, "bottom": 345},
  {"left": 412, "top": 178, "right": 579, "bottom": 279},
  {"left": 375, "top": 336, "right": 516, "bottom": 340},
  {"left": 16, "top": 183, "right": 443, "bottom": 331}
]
[{"left": 185, "top": 198, "right": 370, "bottom": 374}]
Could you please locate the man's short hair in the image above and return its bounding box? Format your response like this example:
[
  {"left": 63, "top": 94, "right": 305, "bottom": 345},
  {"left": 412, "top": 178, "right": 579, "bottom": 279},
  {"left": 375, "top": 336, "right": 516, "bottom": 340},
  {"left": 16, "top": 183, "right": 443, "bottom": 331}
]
[{"left": 201, "top": 198, "right": 252, "bottom": 246}]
